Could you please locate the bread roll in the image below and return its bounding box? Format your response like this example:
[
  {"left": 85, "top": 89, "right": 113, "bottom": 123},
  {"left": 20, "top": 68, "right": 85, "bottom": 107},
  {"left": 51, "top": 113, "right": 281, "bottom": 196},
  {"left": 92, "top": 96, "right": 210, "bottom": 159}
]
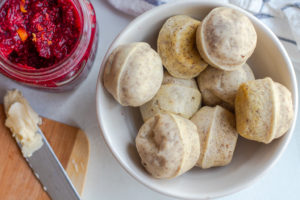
[
  {"left": 103, "top": 42, "right": 163, "bottom": 107},
  {"left": 235, "top": 78, "right": 294, "bottom": 143},
  {"left": 191, "top": 106, "right": 238, "bottom": 168},
  {"left": 140, "top": 71, "right": 201, "bottom": 121},
  {"left": 197, "top": 63, "right": 254, "bottom": 109},
  {"left": 157, "top": 15, "right": 207, "bottom": 79},
  {"left": 136, "top": 113, "right": 200, "bottom": 178},
  {"left": 196, "top": 7, "right": 257, "bottom": 71}
]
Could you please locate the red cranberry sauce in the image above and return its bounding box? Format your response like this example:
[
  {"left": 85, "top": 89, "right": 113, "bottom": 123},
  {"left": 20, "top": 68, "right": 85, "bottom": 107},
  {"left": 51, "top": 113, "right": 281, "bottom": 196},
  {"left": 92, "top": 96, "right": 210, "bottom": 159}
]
[{"left": 0, "top": 0, "right": 81, "bottom": 69}]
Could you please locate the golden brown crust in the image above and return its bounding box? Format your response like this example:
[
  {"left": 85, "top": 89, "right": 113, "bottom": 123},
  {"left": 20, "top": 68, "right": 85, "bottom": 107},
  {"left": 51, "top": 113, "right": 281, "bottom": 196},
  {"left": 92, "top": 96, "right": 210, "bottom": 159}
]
[
  {"left": 235, "top": 78, "right": 275, "bottom": 143},
  {"left": 158, "top": 15, "right": 208, "bottom": 79},
  {"left": 235, "top": 78, "right": 294, "bottom": 143}
]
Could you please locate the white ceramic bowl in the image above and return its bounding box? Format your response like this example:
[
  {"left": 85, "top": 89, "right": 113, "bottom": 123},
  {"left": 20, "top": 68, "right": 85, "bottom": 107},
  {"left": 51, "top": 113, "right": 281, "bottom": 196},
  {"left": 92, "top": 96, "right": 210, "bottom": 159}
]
[{"left": 96, "top": 1, "right": 298, "bottom": 199}]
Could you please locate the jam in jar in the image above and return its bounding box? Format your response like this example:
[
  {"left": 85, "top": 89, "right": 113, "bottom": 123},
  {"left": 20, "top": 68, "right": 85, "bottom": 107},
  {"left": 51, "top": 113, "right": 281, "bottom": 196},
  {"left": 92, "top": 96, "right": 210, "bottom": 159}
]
[{"left": 0, "top": 0, "right": 98, "bottom": 90}]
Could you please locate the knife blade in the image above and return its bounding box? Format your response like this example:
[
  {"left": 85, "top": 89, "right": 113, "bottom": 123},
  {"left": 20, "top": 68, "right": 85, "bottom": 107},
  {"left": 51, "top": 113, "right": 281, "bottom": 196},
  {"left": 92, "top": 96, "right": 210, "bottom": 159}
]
[{"left": 19, "top": 128, "right": 81, "bottom": 200}]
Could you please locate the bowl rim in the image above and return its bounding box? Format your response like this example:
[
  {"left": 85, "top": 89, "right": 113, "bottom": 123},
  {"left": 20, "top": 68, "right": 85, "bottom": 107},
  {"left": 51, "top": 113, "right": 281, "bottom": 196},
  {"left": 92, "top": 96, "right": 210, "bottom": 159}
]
[{"left": 96, "top": 0, "right": 299, "bottom": 199}]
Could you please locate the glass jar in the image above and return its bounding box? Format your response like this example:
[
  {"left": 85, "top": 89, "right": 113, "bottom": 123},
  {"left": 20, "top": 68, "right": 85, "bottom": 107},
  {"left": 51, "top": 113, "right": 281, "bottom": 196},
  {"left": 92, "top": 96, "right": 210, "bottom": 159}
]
[{"left": 0, "top": 0, "right": 98, "bottom": 91}]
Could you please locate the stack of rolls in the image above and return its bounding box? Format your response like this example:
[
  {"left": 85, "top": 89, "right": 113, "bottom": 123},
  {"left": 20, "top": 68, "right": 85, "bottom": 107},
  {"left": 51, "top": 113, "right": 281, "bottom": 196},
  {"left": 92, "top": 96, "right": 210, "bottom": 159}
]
[{"left": 103, "top": 6, "right": 294, "bottom": 179}]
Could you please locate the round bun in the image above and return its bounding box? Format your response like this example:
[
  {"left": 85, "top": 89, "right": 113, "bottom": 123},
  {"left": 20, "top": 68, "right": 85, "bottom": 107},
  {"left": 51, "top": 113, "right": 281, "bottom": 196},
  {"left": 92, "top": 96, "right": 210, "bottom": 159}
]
[
  {"left": 235, "top": 78, "right": 294, "bottom": 143},
  {"left": 196, "top": 7, "right": 257, "bottom": 71},
  {"left": 158, "top": 15, "right": 208, "bottom": 79},
  {"left": 103, "top": 42, "right": 163, "bottom": 106},
  {"left": 136, "top": 112, "right": 200, "bottom": 179},
  {"left": 191, "top": 106, "right": 238, "bottom": 168},
  {"left": 140, "top": 71, "right": 201, "bottom": 121},
  {"left": 197, "top": 63, "right": 255, "bottom": 109}
]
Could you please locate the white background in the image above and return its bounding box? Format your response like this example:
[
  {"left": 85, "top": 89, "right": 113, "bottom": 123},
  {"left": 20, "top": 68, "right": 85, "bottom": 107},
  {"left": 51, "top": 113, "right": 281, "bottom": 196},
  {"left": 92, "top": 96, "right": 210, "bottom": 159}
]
[{"left": 0, "top": 0, "right": 300, "bottom": 199}]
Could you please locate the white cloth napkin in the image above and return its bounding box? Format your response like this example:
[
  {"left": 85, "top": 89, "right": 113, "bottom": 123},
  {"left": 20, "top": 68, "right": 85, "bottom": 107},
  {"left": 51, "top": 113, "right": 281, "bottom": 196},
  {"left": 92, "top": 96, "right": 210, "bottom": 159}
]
[{"left": 107, "top": 0, "right": 300, "bottom": 70}]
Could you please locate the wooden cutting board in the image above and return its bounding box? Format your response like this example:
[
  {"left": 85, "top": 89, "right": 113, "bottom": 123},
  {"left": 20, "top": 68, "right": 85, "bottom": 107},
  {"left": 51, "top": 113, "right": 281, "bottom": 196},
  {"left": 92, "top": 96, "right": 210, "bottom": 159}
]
[{"left": 0, "top": 105, "right": 89, "bottom": 200}]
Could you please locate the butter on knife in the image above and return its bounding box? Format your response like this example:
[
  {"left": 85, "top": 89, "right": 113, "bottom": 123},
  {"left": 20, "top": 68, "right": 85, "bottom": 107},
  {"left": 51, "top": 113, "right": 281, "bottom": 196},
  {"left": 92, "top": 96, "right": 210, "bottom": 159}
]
[
  {"left": 3, "top": 89, "right": 81, "bottom": 199},
  {"left": 4, "top": 89, "right": 43, "bottom": 157}
]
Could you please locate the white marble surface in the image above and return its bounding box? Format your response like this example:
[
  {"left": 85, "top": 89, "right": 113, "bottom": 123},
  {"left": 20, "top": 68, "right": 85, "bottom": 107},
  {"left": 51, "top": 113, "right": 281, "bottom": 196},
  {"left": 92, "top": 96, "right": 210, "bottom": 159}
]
[{"left": 0, "top": 0, "right": 299, "bottom": 199}]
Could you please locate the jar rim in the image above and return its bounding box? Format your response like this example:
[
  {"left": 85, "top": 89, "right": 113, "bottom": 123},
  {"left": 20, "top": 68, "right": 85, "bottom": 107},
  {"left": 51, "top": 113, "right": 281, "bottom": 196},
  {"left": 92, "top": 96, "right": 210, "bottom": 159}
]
[{"left": 0, "top": 0, "right": 93, "bottom": 81}]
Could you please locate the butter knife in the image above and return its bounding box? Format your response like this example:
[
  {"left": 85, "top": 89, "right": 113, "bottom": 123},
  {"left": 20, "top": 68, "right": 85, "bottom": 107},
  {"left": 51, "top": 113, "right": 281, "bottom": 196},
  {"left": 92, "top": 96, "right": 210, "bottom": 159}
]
[{"left": 20, "top": 128, "right": 81, "bottom": 200}]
